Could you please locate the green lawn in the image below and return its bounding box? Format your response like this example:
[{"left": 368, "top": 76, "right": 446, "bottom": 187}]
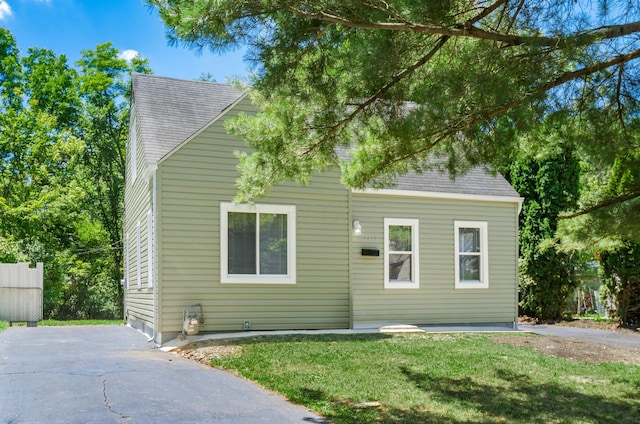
[
  {"left": 38, "top": 319, "right": 123, "bottom": 326},
  {"left": 0, "top": 319, "right": 122, "bottom": 330},
  {"left": 208, "top": 333, "right": 640, "bottom": 424}
]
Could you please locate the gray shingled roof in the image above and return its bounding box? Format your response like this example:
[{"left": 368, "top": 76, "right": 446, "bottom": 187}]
[
  {"left": 393, "top": 168, "right": 520, "bottom": 197},
  {"left": 131, "top": 73, "right": 245, "bottom": 165},
  {"left": 132, "top": 74, "right": 519, "bottom": 198},
  {"left": 335, "top": 147, "right": 520, "bottom": 198}
]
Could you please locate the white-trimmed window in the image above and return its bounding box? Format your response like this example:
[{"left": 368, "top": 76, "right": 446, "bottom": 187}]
[
  {"left": 147, "top": 209, "right": 153, "bottom": 288},
  {"left": 221, "top": 203, "right": 296, "bottom": 284},
  {"left": 454, "top": 221, "right": 489, "bottom": 289},
  {"left": 384, "top": 218, "right": 419, "bottom": 289}
]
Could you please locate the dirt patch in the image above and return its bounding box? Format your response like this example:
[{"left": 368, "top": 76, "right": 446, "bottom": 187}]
[
  {"left": 556, "top": 319, "right": 639, "bottom": 335},
  {"left": 520, "top": 316, "right": 639, "bottom": 334},
  {"left": 174, "top": 340, "right": 243, "bottom": 364},
  {"left": 493, "top": 334, "right": 640, "bottom": 365}
]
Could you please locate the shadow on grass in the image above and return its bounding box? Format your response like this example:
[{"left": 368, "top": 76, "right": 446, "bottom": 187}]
[
  {"left": 400, "top": 366, "right": 639, "bottom": 424},
  {"left": 291, "top": 388, "right": 444, "bottom": 424},
  {"left": 206, "top": 333, "right": 640, "bottom": 423},
  {"left": 290, "top": 387, "right": 474, "bottom": 424},
  {"left": 288, "top": 367, "right": 639, "bottom": 424}
]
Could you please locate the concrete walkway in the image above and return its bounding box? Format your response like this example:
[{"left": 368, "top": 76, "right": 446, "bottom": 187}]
[
  {"left": 519, "top": 324, "right": 640, "bottom": 349},
  {"left": 0, "top": 325, "right": 329, "bottom": 423},
  {"left": 162, "top": 323, "right": 640, "bottom": 352},
  {"left": 161, "top": 324, "right": 519, "bottom": 351}
]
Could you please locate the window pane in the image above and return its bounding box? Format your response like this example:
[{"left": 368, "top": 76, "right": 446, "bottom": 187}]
[
  {"left": 459, "top": 255, "right": 480, "bottom": 281},
  {"left": 389, "top": 226, "right": 412, "bottom": 251},
  {"left": 260, "top": 213, "right": 288, "bottom": 275},
  {"left": 389, "top": 253, "right": 411, "bottom": 281},
  {"left": 459, "top": 228, "right": 480, "bottom": 253},
  {"left": 228, "top": 212, "right": 256, "bottom": 274}
]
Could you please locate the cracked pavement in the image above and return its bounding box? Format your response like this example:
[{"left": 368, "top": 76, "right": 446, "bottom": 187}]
[{"left": 0, "top": 325, "right": 329, "bottom": 423}]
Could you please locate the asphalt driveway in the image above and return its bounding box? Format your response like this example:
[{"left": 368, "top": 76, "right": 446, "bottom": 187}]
[
  {"left": 0, "top": 325, "right": 329, "bottom": 423},
  {"left": 519, "top": 323, "right": 640, "bottom": 349}
]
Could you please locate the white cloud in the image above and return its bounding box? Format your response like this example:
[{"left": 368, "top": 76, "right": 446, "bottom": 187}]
[
  {"left": 119, "top": 49, "right": 140, "bottom": 62},
  {"left": 0, "top": 1, "right": 12, "bottom": 21}
]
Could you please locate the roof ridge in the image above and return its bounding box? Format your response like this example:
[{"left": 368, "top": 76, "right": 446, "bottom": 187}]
[{"left": 132, "top": 72, "right": 239, "bottom": 89}]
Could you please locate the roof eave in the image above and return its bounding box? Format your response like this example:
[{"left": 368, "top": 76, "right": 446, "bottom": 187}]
[{"left": 353, "top": 187, "right": 524, "bottom": 209}]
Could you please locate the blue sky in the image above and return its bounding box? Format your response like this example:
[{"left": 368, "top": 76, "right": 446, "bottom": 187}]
[{"left": 0, "top": 0, "right": 250, "bottom": 82}]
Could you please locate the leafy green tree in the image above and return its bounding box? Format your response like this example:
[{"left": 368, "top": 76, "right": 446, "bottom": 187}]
[
  {"left": 22, "top": 47, "right": 81, "bottom": 128},
  {"left": 0, "top": 29, "right": 150, "bottom": 319},
  {"left": 0, "top": 30, "right": 83, "bottom": 313},
  {"left": 148, "top": 1, "right": 640, "bottom": 237},
  {"left": 558, "top": 129, "right": 640, "bottom": 248},
  {"left": 555, "top": 123, "right": 640, "bottom": 327},
  {"left": 506, "top": 136, "right": 580, "bottom": 320},
  {"left": 0, "top": 236, "right": 27, "bottom": 263},
  {"left": 76, "top": 43, "right": 151, "bottom": 307},
  {"left": 600, "top": 242, "right": 640, "bottom": 328}
]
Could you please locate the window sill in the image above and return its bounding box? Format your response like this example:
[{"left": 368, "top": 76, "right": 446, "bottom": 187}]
[
  {"left": 384, "top": 281, "right": 420, "bottom": 289},
  {"left": 221, "top": 275, "right": 296, "bottom": 285},
  {"left": 455, "top": 281, "right": 489, "bottom": 289}
]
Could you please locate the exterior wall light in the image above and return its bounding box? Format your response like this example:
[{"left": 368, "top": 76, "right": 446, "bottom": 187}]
[{"left": 353, "top": 219, "right": 362, "bottom": 236}]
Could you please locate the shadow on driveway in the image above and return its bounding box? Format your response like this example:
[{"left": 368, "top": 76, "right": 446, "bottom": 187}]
[{"left": 0, "top": 325, "right": 329, "bottom": 423}]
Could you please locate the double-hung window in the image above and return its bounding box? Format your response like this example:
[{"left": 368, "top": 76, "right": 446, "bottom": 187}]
[
  {"left": 384, "top": 218, "right": 419, "bottom": 289},
  {"left": 454, "top": 221, "right": 489, "bottom": 289},
  {"left": 221, "top": 203, "right": 296, "bottom": 284}
]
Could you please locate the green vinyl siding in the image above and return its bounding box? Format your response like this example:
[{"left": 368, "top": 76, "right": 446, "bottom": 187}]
[
  {"left": 156, "top": 97, "right": 350, "bottom": 333},
  {"left": 350, "top": 193, "right": 519, "bottom": 327},
  {"left": 123, "top": 105, "right": 155, "bottom": 333},
  {"left": 128, "top": 88, "right": 520, "bottom": 342}
]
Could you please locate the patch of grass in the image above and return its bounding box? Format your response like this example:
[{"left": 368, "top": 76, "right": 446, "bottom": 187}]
[
  {"left": 7, "top": 319, "right": 122, "bottom": 327},
  {"left": 572, "top": 313, "right": 616, "bottom": 323},
  {"left": 209, "top": 333, "right": 640, "bottom": 423},
  {"left": 39, "top": 319, "right": 123, "bottom": 326},
  {"left": 0, "top": 320, "right": 8, "bottom": 332}
]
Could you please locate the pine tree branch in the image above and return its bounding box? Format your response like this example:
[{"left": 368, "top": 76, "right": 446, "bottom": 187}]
[
  {"left": 470, "top": 0, "right": 512, "bottom": 23},
  {"left": 370, "top": 49, "right": 640, "bottom": 179},
  {"left": 459, "top": 48, "right": 640, "bottom": 127},
  {"left": 298, "top": 1, "right": 509, "bottom": 157},
  {"left": 300, "top": 35, "right": 450, "bottom": 157},
  {"left": 559, "top": 191, "right": 640, "bottom": 220},
  {"left": 283, "top": 3, "right": 640, "bottom": 48}
]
